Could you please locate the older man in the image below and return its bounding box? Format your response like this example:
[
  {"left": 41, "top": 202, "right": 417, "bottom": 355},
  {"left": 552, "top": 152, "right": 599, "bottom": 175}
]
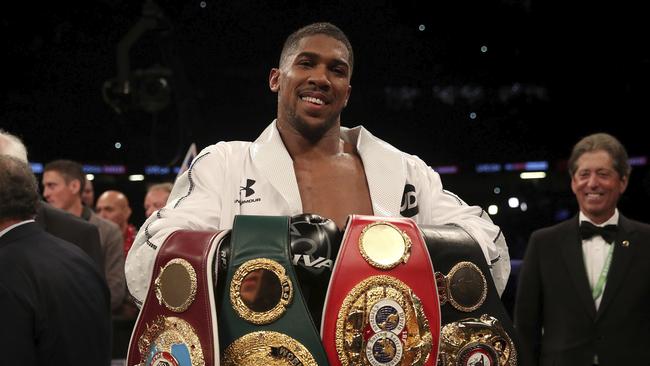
[
  {"left": 0, "top": 155, "right": 111, "bottom": 365},
  {"left": 0, "top": 130, "right": 103, "bottom": 271},
  {"left": 143, "top": 182, "right": 173, "bottom": 218},
  {"left": 515, "top": 133, "right": 650, "bottom": 366}
]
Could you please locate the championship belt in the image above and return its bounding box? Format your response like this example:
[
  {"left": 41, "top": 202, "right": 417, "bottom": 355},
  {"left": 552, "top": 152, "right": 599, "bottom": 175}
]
[
  {"left": 419, "top": 225, "right": 519, "bottom": 366},
  {"left": 322, "top": 215, "right": 441, "bottom": 366},
  {"left": 218, "top": 215, "right": 328, "bottom": 365},
  {"left": 127, "top": 230, "right": 227, "bottom": 366},
  {"left": 438, "top": 315, "right": 517, "bottom": 366}
]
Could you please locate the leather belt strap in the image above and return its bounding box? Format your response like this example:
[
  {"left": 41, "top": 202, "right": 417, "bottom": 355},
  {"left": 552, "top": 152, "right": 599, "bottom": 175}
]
[
  {"left": 420, "top": 225, "right": 520, "bottom": 365},
  {"left": 322, "top": 214, "right": 441, "bottom": 366},
  {"left": 127, "top": 230, "right": 226, "bottom": 366},
  {"left": 218, "top": 215, "right": 328, "bottom": 365}
]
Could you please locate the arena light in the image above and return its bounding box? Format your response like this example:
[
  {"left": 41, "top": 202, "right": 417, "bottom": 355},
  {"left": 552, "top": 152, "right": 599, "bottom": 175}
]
[
  {"left": 508, "top": 197, "right": 520, "bottom": 208},
  {"left": 128, "top": 174, "right": 145, "bottom": 181},
  {"left": 488, "top": 205, "right": 499, "bottom": 215},
  {"left": 520, "top": 171, "right": 546, "bottom": 179}
]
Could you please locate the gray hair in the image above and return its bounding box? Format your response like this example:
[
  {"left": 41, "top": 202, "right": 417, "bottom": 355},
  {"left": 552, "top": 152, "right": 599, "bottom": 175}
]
[
  {"left": 0, "top": 129, "right": 28, "bottom": 163},
  {"left": 568, "top": 132, "right": 631, "bottom": 178}
]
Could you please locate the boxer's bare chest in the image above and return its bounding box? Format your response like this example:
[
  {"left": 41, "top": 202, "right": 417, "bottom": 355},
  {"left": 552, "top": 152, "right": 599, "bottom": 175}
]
[{"left": 294, "top": 154, "right": 373, "bottom": 229}]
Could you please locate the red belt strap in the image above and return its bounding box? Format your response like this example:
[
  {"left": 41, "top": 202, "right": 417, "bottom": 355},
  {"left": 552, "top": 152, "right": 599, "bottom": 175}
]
[
  {"left": 322, "top": 215, "right": 441, "bottom": 365},
  {"left": 126, "top": 230, "right": 227, "bottom": 366}
]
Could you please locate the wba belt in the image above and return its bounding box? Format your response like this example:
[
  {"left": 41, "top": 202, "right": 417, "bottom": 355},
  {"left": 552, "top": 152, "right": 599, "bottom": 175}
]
[
  {"left": 127, "top": 230, "right": 227, "bottom": 366},
  {"left": 322, "top": 215, "right": 441, "bottom": 366},
  {"left": 218, "top": 215, "right": 328, "bottom": 365}
]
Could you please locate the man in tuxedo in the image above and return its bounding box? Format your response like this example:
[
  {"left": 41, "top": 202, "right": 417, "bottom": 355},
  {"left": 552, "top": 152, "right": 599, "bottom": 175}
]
[
  {"left": 0, "top": 155, "right": 111, "bottom": 365},
  {"left": 514, "top": 133, "right": 650, "bottom": 366},
  {"left": 0, "top": 129, "right": 104, "bottom": 272}
]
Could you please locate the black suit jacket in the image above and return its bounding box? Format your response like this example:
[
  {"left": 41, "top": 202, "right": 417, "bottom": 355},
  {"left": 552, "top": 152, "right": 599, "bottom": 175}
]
[
  {"left": 514, "top": 214, "right": 650, "bottom": 366},
  {"left": 0, "top": 222, "right": 112, "bottom": 366},
  {"left": 34, "top": 202, "right": 104, "bottom": 274}
]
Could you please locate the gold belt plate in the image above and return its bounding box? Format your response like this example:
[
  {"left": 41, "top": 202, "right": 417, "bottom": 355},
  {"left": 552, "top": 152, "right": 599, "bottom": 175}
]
[
  {"left": 223, "top": 331, "right": 318, "bottom": 366},
  {"left": 336, "top": 275, "right": 432, "bottom": 366},
  {"left": 439, "top": 314, "right": 517, "bottom": 366}
]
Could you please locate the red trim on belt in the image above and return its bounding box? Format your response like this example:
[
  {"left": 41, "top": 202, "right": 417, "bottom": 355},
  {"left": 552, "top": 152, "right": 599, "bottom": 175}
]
[
  {"left": 127, "top": 230, "right": 223, "bottom": 366},
  {"left": 321, "top": 215, "right": 441, "bottom": 365}
]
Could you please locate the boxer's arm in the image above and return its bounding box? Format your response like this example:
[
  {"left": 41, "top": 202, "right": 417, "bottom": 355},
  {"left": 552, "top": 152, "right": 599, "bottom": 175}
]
[
  {"left": 125, "top": 145, "right": 227, "bottom": 305},
  {"left": 422, "top": 167, "right": 511, "bottom": 296}
]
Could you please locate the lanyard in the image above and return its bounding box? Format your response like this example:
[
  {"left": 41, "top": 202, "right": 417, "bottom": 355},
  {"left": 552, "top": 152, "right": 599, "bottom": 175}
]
[{"left": 592, "top": 243, "right": 615, "bottom": 301}]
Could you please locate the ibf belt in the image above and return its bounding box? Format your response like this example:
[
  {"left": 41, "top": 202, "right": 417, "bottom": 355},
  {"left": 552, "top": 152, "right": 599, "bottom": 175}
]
[
  {"left": 127, "top": 230, "right": 227, "bottom": 366},
  {"left": 218, "top": 215, "right": 328, "bottom": 365},
  {"left": 322, "top": 215, "right": 441, "bottom": 365},
  {"left": 438, "top": 314, "right": 517, "bottom": 366}
]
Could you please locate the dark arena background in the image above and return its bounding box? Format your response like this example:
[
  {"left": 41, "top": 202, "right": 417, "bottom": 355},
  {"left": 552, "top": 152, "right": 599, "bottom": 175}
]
[{"left": 2, "top": 0, "right": 648, "bottom": 326}]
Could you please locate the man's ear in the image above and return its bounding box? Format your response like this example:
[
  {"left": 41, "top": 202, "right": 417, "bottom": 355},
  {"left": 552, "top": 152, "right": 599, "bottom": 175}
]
[
  {"left": 69, "top": 179, "right": 81, "bottom": 195},
  {"left": 269, "top": 68, "right": 280, "bottom": 92},
  {"left": 343, "top": 84, "right": 352, "bottom": 107}
]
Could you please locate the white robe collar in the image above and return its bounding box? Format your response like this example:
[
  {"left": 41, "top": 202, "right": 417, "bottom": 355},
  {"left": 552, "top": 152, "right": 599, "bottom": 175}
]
[{"left": 249, "top": 120, "right": 406, "bottom": 216}]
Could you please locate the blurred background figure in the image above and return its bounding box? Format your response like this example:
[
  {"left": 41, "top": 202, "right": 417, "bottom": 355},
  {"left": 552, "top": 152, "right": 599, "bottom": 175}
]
[
  {"left": 82, "top": 179, "right": 95, "bottom": 208},
  {"left": 96, "top": 190, "right": 137, "bottom": 256},
  {"left": 144, "top": 182, "right": 173, "bottom": 218},
  {"left": 0, "top": 155, "right": 111, "bottom": 366},
  {"left": 43, "top": 159, "right": 126, "bottom": 312},
  {"left": 0, "top": 129, "right": 104, "bottom": 272}
]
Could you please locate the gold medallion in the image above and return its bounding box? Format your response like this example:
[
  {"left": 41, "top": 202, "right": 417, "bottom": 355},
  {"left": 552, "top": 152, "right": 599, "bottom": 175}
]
[
  {"left": 136, "top": 316, "right": 204, "bottom": 366},
  {"left": 438, "top": 314, "right": 517, "bottom": 366},
  {"left": 223, "top": 331, "right": 318, "bottom": 366},
  {"left": 436, "top": 262, "right": 487, "bottom": 313},
  {"left": 154, "top": 258, "right": 198, "bottom": 313},
  {"left": 336, "top": 275, "right": 432, "bottom": 366},
  {"left": 230, "top": 258, "right": 293, "bottom": 325},
  {"left": 359, "top": 222, "right": 411, "bottom": 269}
]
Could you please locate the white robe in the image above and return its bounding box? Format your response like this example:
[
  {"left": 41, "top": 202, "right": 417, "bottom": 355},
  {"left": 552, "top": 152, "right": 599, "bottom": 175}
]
[{"left": 126, "top": 120, "right": 510, "bottom": 303}]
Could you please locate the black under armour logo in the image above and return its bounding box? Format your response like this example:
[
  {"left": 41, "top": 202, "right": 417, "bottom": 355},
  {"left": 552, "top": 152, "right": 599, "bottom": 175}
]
[
  {"left": 240, "top": 179, "right": 256, "bottom": 197},
  {"left": 400, "top": 184, "right": 418, "bottom": 217}
]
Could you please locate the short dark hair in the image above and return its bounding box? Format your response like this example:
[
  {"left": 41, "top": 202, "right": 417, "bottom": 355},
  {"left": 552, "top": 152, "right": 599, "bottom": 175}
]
[
  {"left": 0, "top": 155, "right": 40, "bottom": 221},
  {"left": 44, "top": 159, "right": 85, "bottom": 196},
  {"left": 568, "top": 133, "right": 631, "bottom": 178},
  {"left": 279, "top": 22, "right": 354, "bottom": 75}
]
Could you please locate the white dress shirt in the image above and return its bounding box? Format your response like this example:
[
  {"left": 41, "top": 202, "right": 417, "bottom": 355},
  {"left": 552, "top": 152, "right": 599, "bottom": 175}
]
[{"left": 579, "top": 209, "right": 618, "bottom": 310}]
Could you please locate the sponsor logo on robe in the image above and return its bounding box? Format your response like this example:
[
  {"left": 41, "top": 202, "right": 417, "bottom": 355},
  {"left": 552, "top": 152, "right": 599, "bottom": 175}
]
[
  {"left": 400, "top": 184, "right": 418, "bottom": 217},
  {"left": 235, "top": 178, "right": 262, "bottom": 205}
]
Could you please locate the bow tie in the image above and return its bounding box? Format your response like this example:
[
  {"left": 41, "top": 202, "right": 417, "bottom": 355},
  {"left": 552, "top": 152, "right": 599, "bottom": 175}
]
[{"left": 579, "top": 221, "right": 618, "bottom": 243}]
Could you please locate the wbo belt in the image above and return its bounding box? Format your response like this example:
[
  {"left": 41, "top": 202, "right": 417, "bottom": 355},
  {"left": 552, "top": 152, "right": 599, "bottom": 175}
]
[
  {"left": 321, "top": 215, "right": 441, "bottom": 366},
  {"left": 218, "top": 215, "right": 328, "bottom": 365},
  {"left": 127, "top": 230, "right": 227, "bottom": 366}
]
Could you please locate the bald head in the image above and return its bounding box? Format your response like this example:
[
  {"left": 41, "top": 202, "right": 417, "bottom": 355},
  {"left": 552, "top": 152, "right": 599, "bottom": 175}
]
[{"left": 96, "top": 190, "right": 132, "bottom": 231}]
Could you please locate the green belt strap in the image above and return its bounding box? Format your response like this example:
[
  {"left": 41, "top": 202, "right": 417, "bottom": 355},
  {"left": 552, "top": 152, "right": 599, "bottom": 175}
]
[{"left": 218, "top": 215, "right": 328, "bottom": 364}]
